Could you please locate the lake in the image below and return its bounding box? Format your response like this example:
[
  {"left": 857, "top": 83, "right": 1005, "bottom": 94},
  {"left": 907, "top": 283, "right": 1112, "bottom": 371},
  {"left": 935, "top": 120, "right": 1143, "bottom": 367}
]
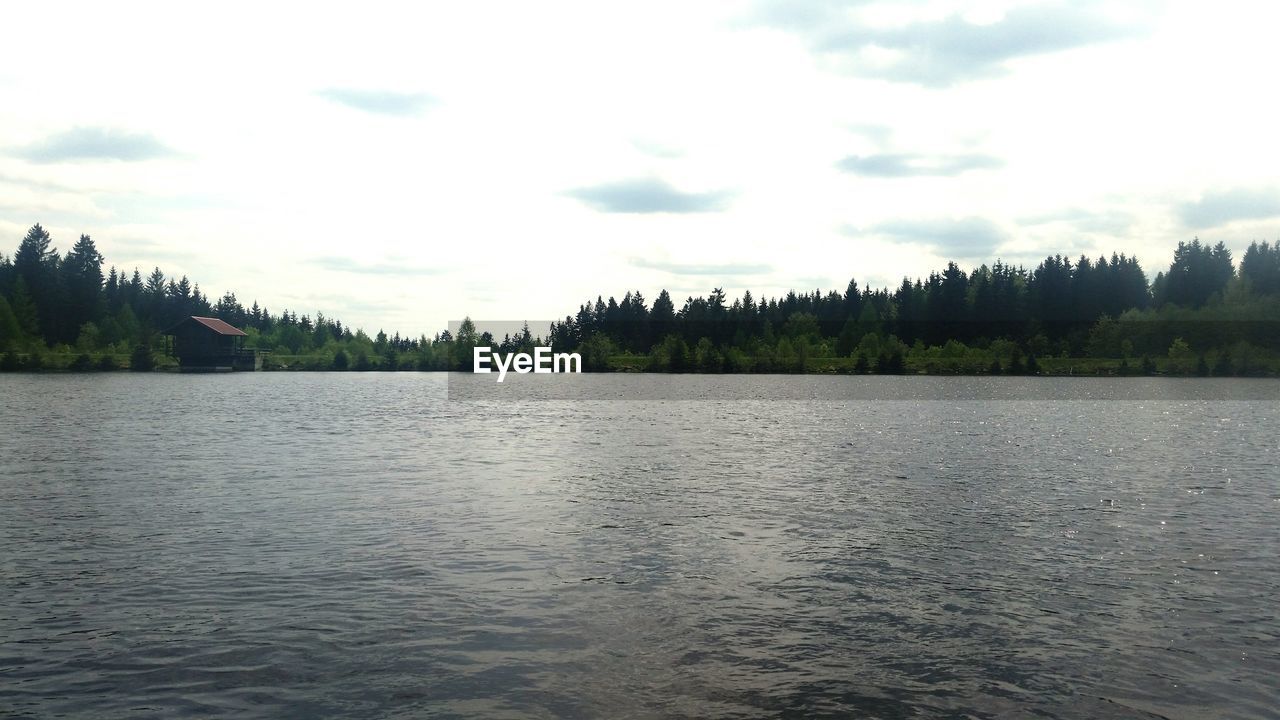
[{"left": 2, "top": 373, "right": 1277, "bottom": 718}]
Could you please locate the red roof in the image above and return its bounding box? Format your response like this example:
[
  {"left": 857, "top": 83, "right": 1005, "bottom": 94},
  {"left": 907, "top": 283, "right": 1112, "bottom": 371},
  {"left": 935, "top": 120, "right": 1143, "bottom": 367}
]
[{"left": 168, "top": 316, "right": 248, "bottom": 336}]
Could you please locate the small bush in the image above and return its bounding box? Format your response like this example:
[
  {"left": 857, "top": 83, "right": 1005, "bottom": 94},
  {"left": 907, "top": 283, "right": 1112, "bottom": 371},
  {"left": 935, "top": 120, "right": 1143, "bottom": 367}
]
[
  {"left": 1141, "top": 356, "right": 1156, "bottom": 375},
  {"left": 130, "top": 345, "right": 155, "bottom": 372}
]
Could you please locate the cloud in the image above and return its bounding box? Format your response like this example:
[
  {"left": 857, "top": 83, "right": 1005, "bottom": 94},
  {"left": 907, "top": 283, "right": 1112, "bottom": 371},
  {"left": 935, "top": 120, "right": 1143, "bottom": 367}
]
[
  {"left": 1020, "top": 207, "right": 1134, "bottom": 235},
  {"left": 631, "top": 138, "right": 685, "bottom": 159},
  {"left": 309, "top": 256, "right": 444, "bottom": 276},
  {"left": 793, "top": 275, "right": 836, "bottom": 291},
  {"left": 754, "top": 2, "right": 1141, "bottom": 86},
  {"left": 844, "top": 123, "right": 894, "bottom": 147},
  {"left": 630, "top": 258, "right": 773, "bottom": 276},
  {"left": 749, "top": 0, "right": 873, "bottom": 33},
  {"left": 868, "top": 216, "right": 1010, "bottom": 258},
  {"left": 316, "top": 88, "right": 436, "bottom": 116},
  {"left": 1180, "top": 188, "right": 1280, "bottom": 228},
  {"left": 13, "top": 126, "right": 176, "bottom": 163},
  {"left": 836, "top": 152, "right": 1002, "bottom": 177},
  {"left": 566, "top": 178, "right": 732, "bottom": 213}
]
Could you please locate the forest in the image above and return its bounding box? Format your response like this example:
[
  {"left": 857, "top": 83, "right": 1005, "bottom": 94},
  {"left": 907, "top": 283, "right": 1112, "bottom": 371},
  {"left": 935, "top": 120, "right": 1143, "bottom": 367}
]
[{"left": 1, "top": 223, "right": 1279, "bottom": 375}]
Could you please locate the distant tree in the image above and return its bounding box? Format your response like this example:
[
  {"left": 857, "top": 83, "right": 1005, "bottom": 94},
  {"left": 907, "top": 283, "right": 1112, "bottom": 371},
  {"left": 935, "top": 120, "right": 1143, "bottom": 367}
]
[
  {"left": 1212, "top": 351, "right": 1233, "bottom": 376},
  {"left": 1168, "top": 337, "right": 1194, "bottom": 360},
  {"left": 650, "top": 290, "right": 676, "bottom": 345},
  {"left": 1240, "top": 241, "right": 1280, "bottom": 295},
  {"left": 60, "top": 234, "right": 105, "bottom": 343},
  {"left": 1157, "top": 239, "right": 1234, "bottom": 308},
  {"left": 6, "top": 278, "right": 41, "bottom": 339},
  {"left": 876, "top": 349, "right": 905, "bottom": 374},
  {"left": 13, "top": 224, "right": 56, "bottom": 284},
  {"left": 13, "top": 224, "right": 60, "bottom": 339},
  {"left": 0, "top": 295, "right": 22, "bottom": 350},
  {"left": 694, "top": 336, "right": 723, "bottom": 372},
  {"left": 129, "top": 344, "right": 155, "bottom": 371}
]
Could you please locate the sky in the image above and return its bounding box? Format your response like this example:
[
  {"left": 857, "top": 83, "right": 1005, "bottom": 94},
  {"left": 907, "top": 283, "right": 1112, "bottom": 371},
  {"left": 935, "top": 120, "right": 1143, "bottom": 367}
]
[{"left": 2, "top": 0, "right": 1278, "bottom": 337}]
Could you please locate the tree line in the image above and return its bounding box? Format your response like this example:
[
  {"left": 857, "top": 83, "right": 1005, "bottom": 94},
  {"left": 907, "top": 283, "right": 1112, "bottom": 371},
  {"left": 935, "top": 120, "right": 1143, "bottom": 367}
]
[{"left": 1, "top": 222, "right": 1278, "bottom": 374}]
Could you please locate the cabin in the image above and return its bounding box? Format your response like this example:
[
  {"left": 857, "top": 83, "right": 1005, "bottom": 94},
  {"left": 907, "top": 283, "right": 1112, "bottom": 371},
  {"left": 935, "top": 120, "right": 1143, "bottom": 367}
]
[{"left": 163, "top": 316, "right": 264, "bottom": 372}]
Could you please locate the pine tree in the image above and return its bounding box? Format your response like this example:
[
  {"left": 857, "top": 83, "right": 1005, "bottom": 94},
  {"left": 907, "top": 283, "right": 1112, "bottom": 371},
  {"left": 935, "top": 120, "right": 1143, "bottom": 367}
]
[
  {"left": 13, "top": 224, "right": 61, "bottom": 340},
  {"left": 60, "top": 234, "right": 106, "bottom": 343}
]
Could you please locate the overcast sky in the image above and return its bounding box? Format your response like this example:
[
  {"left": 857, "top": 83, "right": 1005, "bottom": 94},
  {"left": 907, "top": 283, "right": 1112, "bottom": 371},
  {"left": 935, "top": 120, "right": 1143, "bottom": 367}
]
[{"left": 2, "top": 1, "right": 1278, "bottom": 336}]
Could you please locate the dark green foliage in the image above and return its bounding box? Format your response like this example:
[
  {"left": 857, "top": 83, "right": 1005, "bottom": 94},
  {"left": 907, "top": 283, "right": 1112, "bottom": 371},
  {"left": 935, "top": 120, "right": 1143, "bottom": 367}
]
[
  {"left": 1141, "top": 356, "right": 1156, "bottom": 375},
  {"left": 835, "top": 318, "right": 859, "bottom": 357},
  {"left": 1, "top": 351, "right": 17, "bottom": 371},
  {"left": 3, "top": 221, "right": 1279, "bottom": 376},
  {"left": 694, "top": 337, "right": 723, "bottom": 372},
  {"left": 1212, "top": 352, "right": 1232, "bottom": 377},
  {"left": 1196, "top": 355, "right": 1210, "bottom": 376},
  {"left": 70, "top": 353, "right": 94, "bottom": 371},
  {"left": 96, "top": 355, "right": 117, "bottom": 371},
  {"left": 649, "top": 335, "right": 688, "bottom": 372},
  {"left": 61, "top": 235, "right": 105, "bottom": 343},
  {"left": 1152, "top": 238, "right": 1234, "bottom": 308},
  {"left": 0, "top": 295, "right": 19, "bottom": 343},
  {"left": 875, "top": 350, "right": 905, "bottom": 375},
  {"left": 1240, "top": 241, "right": 1280, "bottom": 295},
  {"left": 129, "top": 345, "right": 155, "bottom": 371}
]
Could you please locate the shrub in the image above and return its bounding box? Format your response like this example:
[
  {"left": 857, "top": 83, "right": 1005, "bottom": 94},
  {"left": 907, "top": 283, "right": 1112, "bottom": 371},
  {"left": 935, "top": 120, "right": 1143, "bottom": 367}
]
[{"left": 130, "top": 345, "right": 155, "bottom": 371}]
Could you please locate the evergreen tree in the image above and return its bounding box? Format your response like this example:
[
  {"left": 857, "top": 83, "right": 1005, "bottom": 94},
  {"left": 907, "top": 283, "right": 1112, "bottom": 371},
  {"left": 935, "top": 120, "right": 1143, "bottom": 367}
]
[
  {"left": 60, "top": 234, "right": 106, "bottom": 343},
  {"left": 13, "top": 224, "right": 61, "bottom": 339},
  {"left": 1158, "top": 238, "right": 1234, "bottom": 308},
  {"left": 0, "top": 295, "right": 23, "bottom": 350},
  {"left": 1240, "top": 241, "right": 1280, "bottom": 295},
  {"left": 650, "top": 290, "right": 676, "bottom": 347}
]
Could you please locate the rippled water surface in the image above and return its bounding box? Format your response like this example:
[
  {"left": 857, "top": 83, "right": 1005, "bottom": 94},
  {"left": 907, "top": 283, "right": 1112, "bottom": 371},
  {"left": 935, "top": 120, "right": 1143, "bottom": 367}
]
[{"left": 2, "top": 373, "right": 1278, "bottom": 719}]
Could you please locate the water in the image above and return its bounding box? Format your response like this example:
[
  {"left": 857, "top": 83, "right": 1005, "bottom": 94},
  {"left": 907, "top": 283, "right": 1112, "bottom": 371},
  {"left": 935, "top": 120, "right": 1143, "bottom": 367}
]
[{"left": 2, "top": 373, "right": 1277, "bottom": 719}]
